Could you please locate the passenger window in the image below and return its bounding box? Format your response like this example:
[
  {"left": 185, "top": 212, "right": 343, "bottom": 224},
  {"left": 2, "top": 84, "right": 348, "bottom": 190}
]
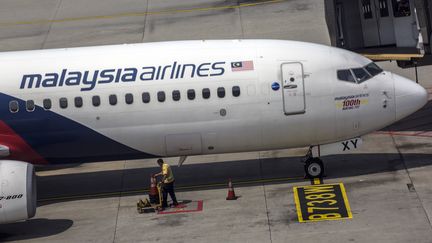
[
  {"left": 75, "top": 97, "right": 83, "bottom": 108},
  {"left": 59, "top": 98, "right": 68, "bottom": 109},
  {"left": 43, "top": 99, "right": 52, "bottom": 110},
  {"left": 125, "top": 93, "right": 133, "bottom": 104},
  {"left": 9, "top": 100, "right": 19, "bottom": 113},
  {"left": 365, "top": 63, "right": 383, "bottom": 76},
  {"left": 232, "top": 86, "right": 241, "bottom": 97},
  {"left": 217, "top": 87, "right": 225, "bottom": 98},
  {"left": 202, "top": 88, "right": 210, "bottom": 99},
  {"left": 26, "top": 100, "right": 35, "bottom": 112},
  {"left": 392, "top": 0, "right": 410, "bottom": 17},
  {"left": 142, "top": 92, "right": 150, "bottom": 103},
  {"left": 337, "top": 70, "right": 356, "bottom": 83},
  {"left": 172, "top": 90, "right": 181, "bottom": 101},
  {"left": 158, "top": 91, "right": 166, "bottom": 102},
  {"left": 187, "top": 89, "right": 195, "bottom": 100},
  {"left": 109, "top": 94, "right": 117, "bottom": 106},
  {"left": 352, "top": 68, "right": 372, "bottom": 83},
  {"left": 92, "top": 96, "right": 101, "bottom": 107}
]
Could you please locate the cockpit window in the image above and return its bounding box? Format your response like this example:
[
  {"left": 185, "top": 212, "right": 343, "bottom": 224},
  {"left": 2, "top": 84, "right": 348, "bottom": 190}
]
[
  {"left": 352, "top": 68, "right": 371, "bottom": 83},
  {"left": 338, "top": 63, "right": 382, "bottom": 84},
  {"left": 337, "top": 70, "right": 356, "bottom": 83},
  {"left": 365, "top": 62, "right": 383, "bottom": 76}
]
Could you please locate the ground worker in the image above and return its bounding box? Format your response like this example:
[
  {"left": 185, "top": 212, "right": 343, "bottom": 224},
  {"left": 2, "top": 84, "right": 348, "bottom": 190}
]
[{"left": 154, "top": 158, "right": 179, "bottom": 209}]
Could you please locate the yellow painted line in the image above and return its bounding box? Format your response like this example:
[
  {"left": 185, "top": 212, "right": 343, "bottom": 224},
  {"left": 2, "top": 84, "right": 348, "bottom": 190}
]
[
  {"left": 313, "top": 178, "right": 321, "bottom": 185},
  {"left": 38, "top": 175, "right": 304, "bottom": 202},
  {"left": 339, "top": 183, "right": 353, "bottom": 219},
  {"left": 0, "top": 0, "right": 283, "bottom": 27},
  {"left": 362, "top": 53, "right": 424, "bottom": 61},
  {"left": 293, "top": 186, "right": 305, "bottom": 222}
]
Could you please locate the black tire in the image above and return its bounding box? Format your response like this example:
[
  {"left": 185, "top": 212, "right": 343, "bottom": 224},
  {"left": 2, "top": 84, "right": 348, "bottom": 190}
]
[{"left": 304, "top": 158, "right": 324, "bottom": 179}]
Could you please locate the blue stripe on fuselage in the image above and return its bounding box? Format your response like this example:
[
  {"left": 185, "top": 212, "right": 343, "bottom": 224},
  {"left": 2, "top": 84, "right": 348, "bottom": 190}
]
[{"left": 0, "top": 93, "right": 157, "bottom": 164}]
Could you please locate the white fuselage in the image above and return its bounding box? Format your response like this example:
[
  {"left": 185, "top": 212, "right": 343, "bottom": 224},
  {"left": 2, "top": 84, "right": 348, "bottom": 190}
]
[{"left": 0, "top": 40, "right": 427, "bottom": 164}]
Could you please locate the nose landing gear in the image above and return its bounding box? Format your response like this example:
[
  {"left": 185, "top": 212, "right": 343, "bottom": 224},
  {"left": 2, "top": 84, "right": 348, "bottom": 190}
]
[
  {"left": 302, "top": 138, "right": 363, "bottom": 179},
  {"left": 303, "top": 147, "right": 325, "bottom": 179}
]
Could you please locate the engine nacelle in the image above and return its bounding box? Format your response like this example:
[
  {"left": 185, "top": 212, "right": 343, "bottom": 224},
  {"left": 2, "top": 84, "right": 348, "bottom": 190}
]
[{"left": 0, "top": 160, "right": 36, "bottom": 224}]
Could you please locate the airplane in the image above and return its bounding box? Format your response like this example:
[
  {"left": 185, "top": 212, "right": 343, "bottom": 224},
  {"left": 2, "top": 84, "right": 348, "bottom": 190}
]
[{"left": 0, "top": 39, "right": 428, "bottom": 224}]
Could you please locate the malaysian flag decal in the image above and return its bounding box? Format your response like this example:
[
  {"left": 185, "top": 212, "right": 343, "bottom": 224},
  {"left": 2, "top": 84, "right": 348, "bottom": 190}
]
[{"left": 231, "top": 61, "right": 254, "bottom": 72}]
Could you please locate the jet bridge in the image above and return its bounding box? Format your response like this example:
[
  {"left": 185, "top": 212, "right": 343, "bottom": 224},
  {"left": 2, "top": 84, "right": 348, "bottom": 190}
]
[{"left": 325, "top": 0, "right": 432, "bottom": 68}]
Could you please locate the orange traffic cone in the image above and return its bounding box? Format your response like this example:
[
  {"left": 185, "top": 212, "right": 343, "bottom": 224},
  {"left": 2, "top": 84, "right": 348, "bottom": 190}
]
[
  {"left": 226, "top": 179, "right": 237, "bottom": 200},
  {"left": 149, "top": 175, "right": 159, "bottom": 204}
]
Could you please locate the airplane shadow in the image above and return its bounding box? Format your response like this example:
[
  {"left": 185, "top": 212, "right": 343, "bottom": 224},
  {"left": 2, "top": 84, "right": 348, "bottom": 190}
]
[
  {"left": 36, "top": 151, "right": 432, "bottom": 206},
  {"left": 35, "top": 163, "right": 83, "bottom": 172},
  {"left": 0, "top": 218, "right": 73, "bottom": 242}
]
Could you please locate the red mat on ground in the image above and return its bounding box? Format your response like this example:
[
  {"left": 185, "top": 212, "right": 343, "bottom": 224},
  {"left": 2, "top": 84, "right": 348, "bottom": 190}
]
[{"left": 157, "top": 200, "right": 203, "bottom": 215}]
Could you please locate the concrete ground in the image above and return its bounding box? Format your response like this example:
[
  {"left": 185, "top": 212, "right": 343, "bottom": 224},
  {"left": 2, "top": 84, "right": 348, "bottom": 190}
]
[
  {"left": 0, "top": 0, "right": 432, "bottom": 242},
  {"left": 2, "top": 128, "right": 432, "bottom": 243}
]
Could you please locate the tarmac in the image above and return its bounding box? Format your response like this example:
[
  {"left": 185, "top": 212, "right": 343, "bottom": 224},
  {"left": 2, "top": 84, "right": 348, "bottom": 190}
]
[{"left": 0, "top": 0, "right": 432, "bottom": 242}]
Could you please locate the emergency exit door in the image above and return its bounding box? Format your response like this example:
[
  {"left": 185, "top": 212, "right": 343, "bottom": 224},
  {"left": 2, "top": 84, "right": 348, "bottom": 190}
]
[{"left": 281, "top": 63, "right": 306, "bottom": 115}]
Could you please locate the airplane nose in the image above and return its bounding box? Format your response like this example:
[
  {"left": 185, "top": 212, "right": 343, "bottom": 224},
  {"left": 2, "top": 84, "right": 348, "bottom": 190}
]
[{"left": 393, "top": 74, "right": 428, "bottom": 121}]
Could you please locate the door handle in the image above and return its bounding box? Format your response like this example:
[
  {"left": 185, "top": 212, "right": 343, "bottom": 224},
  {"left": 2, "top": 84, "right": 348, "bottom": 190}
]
[{"left": 284, "top": 84, "right": 298, "bottom": 89}]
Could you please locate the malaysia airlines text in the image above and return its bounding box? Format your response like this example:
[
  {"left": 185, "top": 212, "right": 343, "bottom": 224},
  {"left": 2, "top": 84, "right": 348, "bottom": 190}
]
[{"left": 20, "top": 61, "right": 226, "bottom": 91}]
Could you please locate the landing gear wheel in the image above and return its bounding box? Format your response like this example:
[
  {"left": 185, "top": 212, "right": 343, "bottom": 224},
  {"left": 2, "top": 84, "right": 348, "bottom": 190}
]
[{"left": 304, "top": 158, "right": 324, "bottom": 179}]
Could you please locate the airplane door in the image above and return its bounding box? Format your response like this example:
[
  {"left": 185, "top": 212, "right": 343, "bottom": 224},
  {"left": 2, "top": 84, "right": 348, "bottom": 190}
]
[
  {"left": 165, "top": 133, "right": 202, "bottom": 156},
  {"left": 281, "top": 62, "right": 306, "bottom": 115}
]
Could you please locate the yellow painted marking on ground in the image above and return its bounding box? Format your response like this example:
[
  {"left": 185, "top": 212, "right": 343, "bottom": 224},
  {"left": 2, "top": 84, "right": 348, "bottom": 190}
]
[
  {"left": 363, "top": 53, "right": 424, "bottom": 61},
  {"left": 313, "top": 178, "right": 321, "bottom": 185},
  {"left": 339, "top": 183, "right": 353, "bottom": 219},
  {"left": 293, "top": 186, "right": 305, "bottom": 222},
  {"left": 293, "top": 183, "right": 352, "bottom": 223},
  {"left": 0, "top": 0, "right": 282, "bottom": 27},
  {"left": 38, "top": 175, "right": 304, "bottom": 202}
]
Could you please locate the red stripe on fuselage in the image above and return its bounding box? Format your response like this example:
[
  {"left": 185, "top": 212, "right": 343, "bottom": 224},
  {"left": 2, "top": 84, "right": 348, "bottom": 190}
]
[{"left": 0, "top": 120, "right": 48, "bottom": 164}]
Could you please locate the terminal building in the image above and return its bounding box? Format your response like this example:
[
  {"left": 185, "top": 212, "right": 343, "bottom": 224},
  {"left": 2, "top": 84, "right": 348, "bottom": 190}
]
[{"left": 325, "top": 0, "right": 432, "bottom": 68}]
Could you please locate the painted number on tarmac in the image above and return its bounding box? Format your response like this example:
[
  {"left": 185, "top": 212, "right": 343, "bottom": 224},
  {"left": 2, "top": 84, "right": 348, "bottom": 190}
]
[{"left": 293, "top": 183, "right": 352, "bottom": 222}]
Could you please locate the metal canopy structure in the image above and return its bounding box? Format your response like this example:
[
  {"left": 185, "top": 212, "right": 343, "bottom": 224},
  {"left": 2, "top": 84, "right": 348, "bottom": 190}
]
[{"left": 325, "top": 0, "right": 432, "bottom": 68}]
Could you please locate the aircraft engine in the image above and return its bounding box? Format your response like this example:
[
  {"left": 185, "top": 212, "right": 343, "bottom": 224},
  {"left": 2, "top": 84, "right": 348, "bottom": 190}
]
[{"left": 0, "top": 160, "right": 36, "bottom": 224}]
